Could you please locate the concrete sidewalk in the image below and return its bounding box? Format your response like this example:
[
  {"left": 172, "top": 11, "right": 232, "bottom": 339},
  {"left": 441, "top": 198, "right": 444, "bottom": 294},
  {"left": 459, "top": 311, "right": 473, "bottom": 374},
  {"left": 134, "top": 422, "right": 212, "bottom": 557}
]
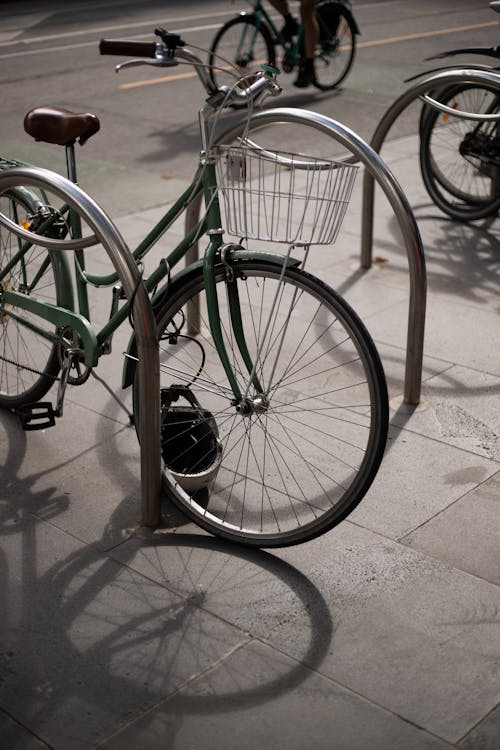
[{"left": 2, "top": 131, "right": 500, "bottom": 750}]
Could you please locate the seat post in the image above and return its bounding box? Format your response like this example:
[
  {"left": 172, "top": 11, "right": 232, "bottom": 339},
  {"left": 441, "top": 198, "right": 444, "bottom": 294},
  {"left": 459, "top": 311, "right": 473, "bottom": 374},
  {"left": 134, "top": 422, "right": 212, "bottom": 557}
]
[
  {"left": 64, "top": 141, "right": 87, "bottom": 286},
  {"left": 65, "top": 142, "right": 77, "bottom": 183}
]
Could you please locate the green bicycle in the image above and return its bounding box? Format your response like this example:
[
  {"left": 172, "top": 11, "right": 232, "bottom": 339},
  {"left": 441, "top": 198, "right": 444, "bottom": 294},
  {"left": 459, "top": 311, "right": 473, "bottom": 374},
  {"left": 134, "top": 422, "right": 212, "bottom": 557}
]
[
  {"left": 0, "top": 29, "right": 387, "bottom": 547},
  {"left": 209, "top": 0, "right": 359, "bottom": 92}
]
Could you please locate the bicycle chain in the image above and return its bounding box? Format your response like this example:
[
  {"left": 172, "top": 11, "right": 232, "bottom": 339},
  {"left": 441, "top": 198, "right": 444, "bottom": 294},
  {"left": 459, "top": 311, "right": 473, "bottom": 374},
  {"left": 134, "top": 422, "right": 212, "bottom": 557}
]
[{"left": 0, "top": 354, "right": 59, "bottom": 381}]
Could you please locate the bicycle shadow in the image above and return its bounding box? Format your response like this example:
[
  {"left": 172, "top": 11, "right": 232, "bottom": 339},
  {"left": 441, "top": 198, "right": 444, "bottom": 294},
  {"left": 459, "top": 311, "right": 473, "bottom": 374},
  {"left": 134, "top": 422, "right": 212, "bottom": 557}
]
[
  {"left": 0, "top": 410, "right": 70, "bottom": 532},
  {"left": 0, "top": 469, "right": 334, "bottom": 749},
  {"left": 411, "top": 209, "right": 500, "bottom": 305}
]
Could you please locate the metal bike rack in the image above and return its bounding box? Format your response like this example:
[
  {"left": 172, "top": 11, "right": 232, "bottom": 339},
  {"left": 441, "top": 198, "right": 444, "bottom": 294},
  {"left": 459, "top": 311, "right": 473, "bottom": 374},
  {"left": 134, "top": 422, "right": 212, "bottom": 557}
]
[
  {"left": 361, "top": 67, "right": 500, "bottom": 403},
  {"left": 0, "top": 167, "right": 162, "bottom": 527},
  {"left": 186, "top": 109, "right": 427, "bottom": 404}
]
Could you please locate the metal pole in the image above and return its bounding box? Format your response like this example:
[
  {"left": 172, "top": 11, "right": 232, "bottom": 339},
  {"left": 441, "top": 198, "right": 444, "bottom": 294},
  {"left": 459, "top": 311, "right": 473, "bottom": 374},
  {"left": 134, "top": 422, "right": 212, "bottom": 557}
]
[{"left": 0, "top": 167, "right": 162, "bottom": 526}]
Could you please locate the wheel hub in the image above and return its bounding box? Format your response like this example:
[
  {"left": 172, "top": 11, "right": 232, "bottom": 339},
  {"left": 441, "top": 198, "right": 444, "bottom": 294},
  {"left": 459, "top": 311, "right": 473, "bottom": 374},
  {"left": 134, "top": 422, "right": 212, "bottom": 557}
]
[{"left": 237, "top": 394, "right": 269, "bottom": 416}]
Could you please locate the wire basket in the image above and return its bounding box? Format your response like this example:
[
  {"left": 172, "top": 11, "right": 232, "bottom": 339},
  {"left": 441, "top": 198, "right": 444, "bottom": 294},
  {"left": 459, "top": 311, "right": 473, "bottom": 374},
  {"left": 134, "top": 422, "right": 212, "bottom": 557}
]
[{"left": 212, "top": 144, "right": 358, "bottom": 246}]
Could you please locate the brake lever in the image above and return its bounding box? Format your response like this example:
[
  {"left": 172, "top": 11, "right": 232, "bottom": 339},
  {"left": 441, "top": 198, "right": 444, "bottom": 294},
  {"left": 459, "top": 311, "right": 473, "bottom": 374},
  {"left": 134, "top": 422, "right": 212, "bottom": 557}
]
[{"left": 115, "top": 57, "right": 179, "bottom": 73}]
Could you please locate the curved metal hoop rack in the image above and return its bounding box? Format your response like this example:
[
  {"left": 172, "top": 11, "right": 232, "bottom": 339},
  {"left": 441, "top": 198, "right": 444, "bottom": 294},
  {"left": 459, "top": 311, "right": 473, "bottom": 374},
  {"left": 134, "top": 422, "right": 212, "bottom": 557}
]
[{"left": 0, "top": 167, "right": 162, "bottom": 527}]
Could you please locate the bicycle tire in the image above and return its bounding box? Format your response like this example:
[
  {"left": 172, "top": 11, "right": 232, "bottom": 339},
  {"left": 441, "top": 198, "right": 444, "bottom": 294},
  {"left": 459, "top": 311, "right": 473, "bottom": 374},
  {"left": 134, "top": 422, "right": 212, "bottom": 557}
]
[
  {"left": 208, "top": 15, "right": 276, "bottom": 93},
  {"left": 133, "top": 257, "right": 388, "bottom": 548},
  {"left": 0, "top": 189, "right": 63, "bottom": 408},
  {"left": 314, "top": 1, "right": 357, "bottom": 91},
  {"left": 420, "top": 83, "right": 500, "bottom": 221},
  {"left": 420, "top": 84, "right": 500, "bottom": 204}
]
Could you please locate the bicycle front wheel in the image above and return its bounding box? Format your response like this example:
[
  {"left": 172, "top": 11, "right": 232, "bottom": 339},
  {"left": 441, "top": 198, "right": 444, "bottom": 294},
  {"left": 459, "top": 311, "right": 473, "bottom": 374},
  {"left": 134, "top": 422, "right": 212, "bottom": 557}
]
[
  {"left": 420, "top": 84, "right": 500, "bottom": 221},
  {"left": 0, "top": 189, "right": 63, "bottom": 408},
  {"left": 314, "top": 1, "right": 357, "bottom": 91},
  {"left": 208, "top": 15, "right": 276, "bottom": 92},
  {"left": 134, "top": 257, "right": 388, "bottom": 547}
]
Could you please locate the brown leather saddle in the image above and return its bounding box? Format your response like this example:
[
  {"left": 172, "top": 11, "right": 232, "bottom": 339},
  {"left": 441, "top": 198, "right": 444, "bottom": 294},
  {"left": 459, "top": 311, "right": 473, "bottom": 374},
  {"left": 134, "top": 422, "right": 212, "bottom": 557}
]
[{"left": 24, "top": 106, "right": 100, "bottom": 146}]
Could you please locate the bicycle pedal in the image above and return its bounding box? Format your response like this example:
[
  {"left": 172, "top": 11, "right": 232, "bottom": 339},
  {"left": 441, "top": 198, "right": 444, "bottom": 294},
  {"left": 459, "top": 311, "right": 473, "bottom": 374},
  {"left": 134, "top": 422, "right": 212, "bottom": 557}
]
[{"left": 18, "top": 401, "right": 57, "bottom": 431}]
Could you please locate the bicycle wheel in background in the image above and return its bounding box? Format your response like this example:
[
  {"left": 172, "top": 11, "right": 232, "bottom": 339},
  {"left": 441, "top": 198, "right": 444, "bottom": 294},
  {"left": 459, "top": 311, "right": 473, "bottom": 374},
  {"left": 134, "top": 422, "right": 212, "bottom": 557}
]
[
  {"left": 420, "top": 84, "right": 500, "bottom": 221},
  {"left": 0, "top": 189, "right": 64, "bottom": 408},
  {"left": 208, "top": 15, "right": 276, "bottom": 92},
  {"left": 133, "top": 258, "right": 388, "bottom": 548},
  {"left": 314, "top": 1, "right": 357, "bottom": 91}
]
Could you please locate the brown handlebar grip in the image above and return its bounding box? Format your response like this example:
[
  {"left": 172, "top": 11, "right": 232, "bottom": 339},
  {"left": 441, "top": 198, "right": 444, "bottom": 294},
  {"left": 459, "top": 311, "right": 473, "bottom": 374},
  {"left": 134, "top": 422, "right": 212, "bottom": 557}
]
[{"left": 99, "top": 39, "right": 157, "bottom": 57}]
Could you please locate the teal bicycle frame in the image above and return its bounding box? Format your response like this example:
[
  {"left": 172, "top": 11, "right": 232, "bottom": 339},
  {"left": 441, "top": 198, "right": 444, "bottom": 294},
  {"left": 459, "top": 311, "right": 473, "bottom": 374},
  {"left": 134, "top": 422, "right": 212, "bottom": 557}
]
[
  {"left": 0, "top": 130, "right": 275, "bottom": 407},
  {"left": 241, "top": 0, "right": 303, "bottom": 64}
]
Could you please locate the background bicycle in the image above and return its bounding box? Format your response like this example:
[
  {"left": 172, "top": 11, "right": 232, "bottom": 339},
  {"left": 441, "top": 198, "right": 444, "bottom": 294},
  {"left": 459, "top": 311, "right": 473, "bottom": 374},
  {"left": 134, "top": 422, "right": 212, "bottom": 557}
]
[
  {"left": 208, "top": 0, "right": 359, "bottom": 93},
  {"left": 416, "top": 1, "right": 500, "bottom": 221},
  {"left": 0, "top": 29, "right": 388, "bottom": 547}
]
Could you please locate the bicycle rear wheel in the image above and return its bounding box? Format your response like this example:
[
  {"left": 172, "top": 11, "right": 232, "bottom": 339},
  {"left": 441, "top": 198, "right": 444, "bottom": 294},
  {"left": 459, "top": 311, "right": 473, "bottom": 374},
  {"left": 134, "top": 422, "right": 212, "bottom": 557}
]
[
  {"left": 0, "top": 189, "right": 63, "bottom": 408},
  {"left": 208, "top": 15, "right": 276, "bottom": 92},
  {"left": 134, "top": 257, "right": 388, "bottom": 547},
  {"left": 420, "top": 84, "right": 500, "bottom": 221},
  {"left": 314, "top": 1, "right": 357, "bottom": 91}
]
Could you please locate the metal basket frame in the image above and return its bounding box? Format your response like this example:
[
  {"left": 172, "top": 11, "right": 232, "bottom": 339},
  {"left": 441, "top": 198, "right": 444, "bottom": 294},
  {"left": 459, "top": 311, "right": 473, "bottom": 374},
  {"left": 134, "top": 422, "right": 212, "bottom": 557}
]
[{"left": 212, "top": 144, "right": 358, "bottom": 246}]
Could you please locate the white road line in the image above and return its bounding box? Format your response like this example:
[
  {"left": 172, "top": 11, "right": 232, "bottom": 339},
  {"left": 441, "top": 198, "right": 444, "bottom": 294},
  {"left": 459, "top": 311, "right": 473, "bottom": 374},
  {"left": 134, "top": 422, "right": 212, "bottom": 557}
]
[
  {"left": 0, "top": 23, "right": 227, "bottom": 61},
  {"left": 0, "top": 10, "right": 233, "bottom": 48}
]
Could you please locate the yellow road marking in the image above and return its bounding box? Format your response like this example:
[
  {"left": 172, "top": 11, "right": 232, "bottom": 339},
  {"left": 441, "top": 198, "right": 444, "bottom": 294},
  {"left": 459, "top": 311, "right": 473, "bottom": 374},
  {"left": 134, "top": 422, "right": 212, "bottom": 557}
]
[
  {"left": 119, "top": 20, "right": 499, "bottom": 90},
  {"left": 120, "top": 70, "right": 199, "bottom": 89}
]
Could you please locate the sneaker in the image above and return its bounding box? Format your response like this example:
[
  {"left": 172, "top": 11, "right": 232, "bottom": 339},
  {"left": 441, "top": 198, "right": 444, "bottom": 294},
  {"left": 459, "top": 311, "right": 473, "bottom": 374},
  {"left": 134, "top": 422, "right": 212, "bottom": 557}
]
[
  {"left": 293, "top": 58, "right": 316, "bottom": 88},
  {"left": 281, "top": 15, "right": 299, "bottom": 41}
]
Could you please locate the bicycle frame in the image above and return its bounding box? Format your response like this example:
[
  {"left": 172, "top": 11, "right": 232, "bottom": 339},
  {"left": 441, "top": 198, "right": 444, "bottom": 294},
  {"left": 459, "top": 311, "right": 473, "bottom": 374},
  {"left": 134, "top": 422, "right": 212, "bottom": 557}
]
[
  {"left": 0, "top": 172, "right": 201, "bottom": 355},
  {"left": 240, "top": 0, "right": 303, "bottom": 59},
  {"left": 0, "top": 140, "right": 286, "bottom": 405}
]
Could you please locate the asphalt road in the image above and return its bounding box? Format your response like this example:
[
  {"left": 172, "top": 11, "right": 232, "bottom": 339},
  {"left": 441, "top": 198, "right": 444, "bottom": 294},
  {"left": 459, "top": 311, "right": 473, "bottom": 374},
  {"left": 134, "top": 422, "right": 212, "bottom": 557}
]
[{"left": 1, "top": 0, "right": 499, "bottom": 215}]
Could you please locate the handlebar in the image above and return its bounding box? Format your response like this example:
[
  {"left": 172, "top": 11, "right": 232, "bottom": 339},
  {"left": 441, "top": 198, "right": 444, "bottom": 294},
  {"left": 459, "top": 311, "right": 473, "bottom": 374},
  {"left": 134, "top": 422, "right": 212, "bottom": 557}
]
[
  {"left": 99, "top": 39, "right": 158, "bottom": 58},
  {"left": 99, "top": 28, "right": 281, "bottom": 106}
]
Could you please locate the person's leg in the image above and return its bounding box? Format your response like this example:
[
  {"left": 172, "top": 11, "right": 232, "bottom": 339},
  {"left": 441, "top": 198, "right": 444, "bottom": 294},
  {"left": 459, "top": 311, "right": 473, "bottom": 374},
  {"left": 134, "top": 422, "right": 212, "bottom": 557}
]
[
  {"left": 301, "top": 0, "right": 319, "bottom": 58},
  {"left": 294, "top": 0, "right": 318, "bottom": 87},
  {"left": 268, "top": 0, "right": 290, "bottom": 13},
  {"left": 268, "top": 0, "right": 298, "bottom": 40}
]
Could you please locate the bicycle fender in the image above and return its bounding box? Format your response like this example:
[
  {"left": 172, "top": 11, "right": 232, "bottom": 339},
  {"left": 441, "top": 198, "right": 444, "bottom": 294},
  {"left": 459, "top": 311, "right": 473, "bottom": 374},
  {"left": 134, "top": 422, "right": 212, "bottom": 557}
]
[
  {"left": 425, "top": 47, "right": 500, "bottom": 61},
  {"left": 3, "top": 183, "right": 39, "bottom": 209},
  {"left": 121, "top": 250, "right": 301, "bottom": 389},
  {"left": 317, "top": 2, "right": 360, "bottom": 35},
  {"left": 405, "top": 62, "right": 499, "bottom": 83},
  {"left": 1, "top": 185, "right": 75, "bottom": 310},
  {"left": 336, "top": 3, "right": 360, "bottom": 35}
]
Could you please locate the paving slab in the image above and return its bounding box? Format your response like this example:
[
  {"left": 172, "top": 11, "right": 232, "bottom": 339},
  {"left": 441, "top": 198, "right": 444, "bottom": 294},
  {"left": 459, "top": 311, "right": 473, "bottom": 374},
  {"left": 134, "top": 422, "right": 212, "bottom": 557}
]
[
  {"left": 273, "top": 523, "right": 500, "bottom": 744},
  {"left": 458, "top": 705, "right": 500, "bottom": 750},
  {"left": 98, "top": 639, "right": 453, "bottom": 750},
  {"left": 0, "top": 710, "right": 50, "bottom": 750},
  {"left": 403, "top": 470, "right": 500, "bottom": 585},
  {"left": 349, "top": 423, "right": 498, "bottom": 539},
  {"left": 391, "top": 364, "right": 500, "bottom": 459}
]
